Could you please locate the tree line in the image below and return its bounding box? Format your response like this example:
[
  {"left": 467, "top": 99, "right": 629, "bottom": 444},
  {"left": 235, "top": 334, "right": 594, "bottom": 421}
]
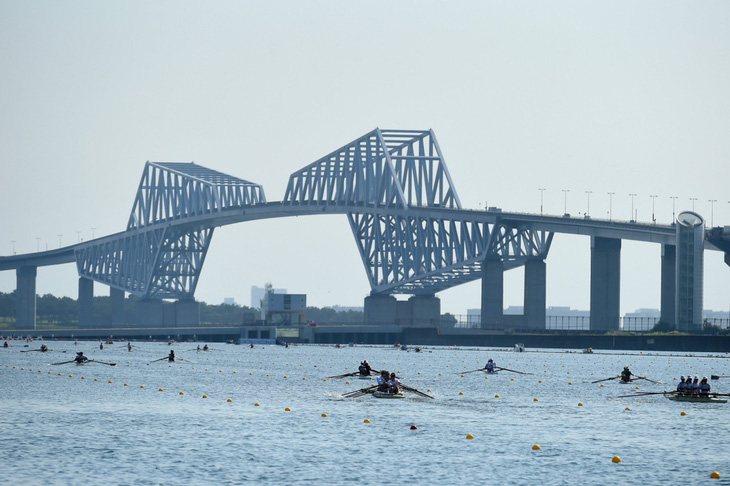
[{"left": 0, "top": 291, "right": 364, "bottom": 328}]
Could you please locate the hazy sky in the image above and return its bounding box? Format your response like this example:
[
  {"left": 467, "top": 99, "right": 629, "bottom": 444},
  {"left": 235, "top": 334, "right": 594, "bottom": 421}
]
[{"left": 1, "top": 1, "right": 729, "bottom": 317}]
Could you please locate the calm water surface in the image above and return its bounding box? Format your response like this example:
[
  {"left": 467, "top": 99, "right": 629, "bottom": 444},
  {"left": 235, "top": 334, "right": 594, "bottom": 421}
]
[{"left": 2, "top": 341, "right": 729, "bottom": 485}]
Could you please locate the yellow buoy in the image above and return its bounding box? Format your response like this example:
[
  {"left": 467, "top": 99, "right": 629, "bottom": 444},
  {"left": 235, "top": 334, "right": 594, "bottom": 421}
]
[
  {"left": 81, "top": 376, "right": 85, "bottom": 379},
  {"left": 158, "top": 388, "right": 164, "bottom": 392},
  {"left": 532, "top": 444, "right": 541, "bottom": 450},
  {"left": 459, "top": 392, "right": 464, "bottom": 395},
  {"left": 254, "top": 403, "right": 260, "bottom": 406},
  {"left": 625, "top": 407, "right": 631, "bottom": 411},
  {"left": 538, "top": 380, "right": 542, "bottom": 383},
  {"left": 285, "top": 407, "right": 291, "bottom": 411},
  {"left": 533, "top": 398, "right": 539, "bottom": 402},
  {"left": 466, "top": 434, "right": 474, "bottom": 440},
  {"left": 427, "top": 389, "right": 431, "bottom": 392},
  {"left": 302, "top": 377, "right": 306, "bottom": 380},
  {"left": 202, "top": 394, "right": 208, "bottom": 398},
  {"left": 578, "top": 402, "right": 583, "bottom": 406},
  {"left": 345, "top": 381, "right": 350, "bottom": 385},
  {"left": 179, "top": 391, "right": 184, "bottom": 395},
  {"left": 227, "top": 398, "right": 232, "bottom": 402},
  {"left": 124, "top": 383, "right": 128, "bottom": 387},
  {"left": 284, "top": 375, "right": 288, "bottom": 379},
  {"left": 364, "top": 419, "right": 371, "bottom": 423},
  {"left": 321, "top": 413, "right": 328, "bottom": 417},
  {"left": 495, "top": 394, "right": 500, "bottom": 398},
  {"left": 511, "top": 378, "right": 514, "bottom": 381},
  {"left": 612, "top": 456, "right": 621, "bottom": 463},
  {"left": 710, "top": 471, "right": 720, "bottom": 479},
  {"left": 681, "top": 411, "right": 687, "bottom": 416},
  {"left": 108, "top": 380, "right": 112, "bottom": 384},
  {"left": 140, "top": 385, "right": 145, "bottom": 388},
  {"left": 323, "top": 379, "right": 327, "bottom": 382},
  {"left": 68, "top": 375, "right": 73, "bottom": 378},
  {"left": 568, "top": 382, "right": 572, "bottom": 385}
]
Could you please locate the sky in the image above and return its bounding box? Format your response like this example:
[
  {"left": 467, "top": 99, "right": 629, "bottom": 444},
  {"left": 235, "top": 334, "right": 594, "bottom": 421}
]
[{"left": 1, "top": 1, "right": 729, "bottom": 317}]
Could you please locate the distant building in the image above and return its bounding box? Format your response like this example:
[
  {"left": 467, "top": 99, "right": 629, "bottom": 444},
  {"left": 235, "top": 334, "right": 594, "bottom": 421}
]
[
  {"left": 251, "top": 284, "right": 286, "bottom": 309},
  {"left": 223, "top": 297, "right": 237, "bottom": 306}
]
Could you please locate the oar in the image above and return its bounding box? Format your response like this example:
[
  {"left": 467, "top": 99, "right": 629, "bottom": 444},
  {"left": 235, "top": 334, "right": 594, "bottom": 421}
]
[
  {"left": 20, "top": 349, "right": 44, "bottom": 353},
  {"left": 87, "top": 360, "right": 117, "bottom": 366},
  {"left": 495, "top": 366, "right": 534, "bottom": 375},
  {"left": 591, "top": 376, "right": 620, "bottom": 384},
  {"left": 343, "top": 384, "right": 378, "bottom": 398},
  {"left": 147, "top": 357, "right": 170, "bottom": 365},
  {"left": 634, "top": 376, "right": 661, "bottom": 384},
  {"left": 457, "top": 368, "right": 487, "bottom": 374},
  {"left": 51, "top": 360, "right": 75, "bottom": 365},
  {"left": 327, "top": 371, "right": 360, "bottom": 379},
  {"left": 710, "top": 375, "right": 729, "bottom": 380},
  {"left": 610, "top": 391, "right": 675, "bottom": 399},
  {"left": 400, "top": 383, "right": 434, "bottom": 399}
]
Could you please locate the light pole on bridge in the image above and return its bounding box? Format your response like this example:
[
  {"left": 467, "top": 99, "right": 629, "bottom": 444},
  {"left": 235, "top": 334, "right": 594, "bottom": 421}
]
[
  {"left": 607, "top": 192, "right": 615, "bottom": 221},
  {"left": 670, "top": 196, "right": 678, "bottom": 223},
  {"left": 629, "top": 193, "right": 637, "bottom": 222},
  {"left": 709, "top": 199, "right": 717, "bottom": 227},
  {"left": 562, "top": 189, "right": 569, "bottom": 216},
  {"left": 538, "top": 188, "right": 546, "bottom": 215},
  {"left": 689, "top": 197, "right": 697, "bottom": 211},
  {"left": 585, "top": 190, "right": 592, "bottom": 218},
  {"left": 650, "top": 195, "right": 658, "bottom": 224}
]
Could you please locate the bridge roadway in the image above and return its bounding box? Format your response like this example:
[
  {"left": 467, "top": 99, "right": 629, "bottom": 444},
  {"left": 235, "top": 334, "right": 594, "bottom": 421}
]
[{"left": 0, "top": 202, "right": 688, "bottom": 271}]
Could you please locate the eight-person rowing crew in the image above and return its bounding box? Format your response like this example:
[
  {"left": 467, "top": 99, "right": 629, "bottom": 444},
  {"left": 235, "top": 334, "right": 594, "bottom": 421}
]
[
  {"left": 376, "top": 370, "right": 401, "bottom": 394},
  {"left": 676, "top": 376, "right": 712, "bottom": 396}
]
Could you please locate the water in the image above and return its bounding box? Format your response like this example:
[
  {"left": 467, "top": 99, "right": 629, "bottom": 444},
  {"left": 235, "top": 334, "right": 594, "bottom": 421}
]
[{"left": 2, "top": 341, "right": 729, "bottom": 485}]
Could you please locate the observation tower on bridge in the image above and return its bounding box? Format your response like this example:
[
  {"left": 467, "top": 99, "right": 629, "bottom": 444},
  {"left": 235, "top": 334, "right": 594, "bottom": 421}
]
[{"left": 0, "top": 128, "right": 725, "bottom": 333}]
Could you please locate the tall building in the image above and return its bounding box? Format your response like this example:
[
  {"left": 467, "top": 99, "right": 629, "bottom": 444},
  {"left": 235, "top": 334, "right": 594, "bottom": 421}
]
[{"left": 250, "top": 284, "right": 286, "bottom": 309}]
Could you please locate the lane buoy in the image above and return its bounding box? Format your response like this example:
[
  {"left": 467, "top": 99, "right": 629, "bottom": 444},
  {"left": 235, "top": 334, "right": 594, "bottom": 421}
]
[
  {"left": 254, "top": 403, "right": 260, "bottom": 406},
  {"left": 321, "top": 413, "right": 328, "bottom": 417},
  {"left": 495, "top": 394, "right": 500, "bottom": 398},
  {"left": 227, "top": 398, "right": 232, "bottom": 402},
  {"left": 466, "top": 434, "right": 474, "bottom": 440},
  {"left": 578, "top": 402, "right": 583, "bottom": 407},
  {"left": 158, "top": 388, "right": 164, "bottom": 392},
  {"left": 710, "top": 471, "right": 720, "bottom": 479},
  {"left": 364, "top": 419, "right": 370, "bottom": 423},
  {"left": 179, "top": 392, "right": 184, "bottom": 395},
  {"left": 202, "top": 394, "right": 208, "bottom": 398},
  {"left": 533, "top": 398, "right": 539, "bottom": 402},
  {"left": 532, "top": 444, "right": 541, "bottom": 450},
  {"left": 681, "top": 411, "right": 687, "bottom": 416},
  {"left": 285, "top": 407, "right": 291, "bottom": 411},
  {"left": 612, "top": 456, "right": 621, "bottom": 463},
  {"left": 410, "top": 425, "right": 417, "bottom": 430}
]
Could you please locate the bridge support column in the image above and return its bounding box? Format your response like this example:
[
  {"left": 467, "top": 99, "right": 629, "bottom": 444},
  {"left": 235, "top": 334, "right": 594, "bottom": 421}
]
[
  {"left": 481, "top": 258, "right": 504, "bottom": 329},
  {"left": 16, "top": 266, "right": 37, "bottom": 330},
  {"left": 110, "top": 287, "right": 125, "bottom": 327},
  {"left": 675, "top": 213, "right": 704, "bottom": 331},
  {"left": 660, "top": 244, "right": 676, "bottom": 327},
  {"left": 590, "top": 237, "right": 621, "bottom": 331},
  {"left": 364, "top": 295, "right": 397, "bottom": 325},
  {"left": 524, "top": 259, "right": 546, "bottom": 329},
  {"left": 78, "top": 278, "right": 94, "bottom": 328},
  {"left": 175, "top": 300, "right": 200, "bottom": 326},
  {"left": 409, "top": 295, "right": 440, "bottom": 327}
]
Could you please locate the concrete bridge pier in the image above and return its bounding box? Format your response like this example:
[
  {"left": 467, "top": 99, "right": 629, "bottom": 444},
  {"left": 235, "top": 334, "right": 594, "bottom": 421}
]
[
  {"left": 524, "top": 259, "right": 547, "bottom": 329},
  {"left": 16, "top": 266, "right": 37, "bottom": 330},
  {"left": 589, "top": 237, "right": 621, "bottom": 331},
  {"left": 660, "top": 244, "right": 676, "bottom": 326},
  {"left": 481, "top": 258, "right": 504, "bottom": 329},
  {"left": 78, "top": 277, "right": 94, "bottom": 328}
]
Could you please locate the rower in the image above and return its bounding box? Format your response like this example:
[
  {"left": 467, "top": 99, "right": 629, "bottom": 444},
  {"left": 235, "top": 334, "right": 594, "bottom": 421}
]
[
  {"left": 387, "top": 372, "right": 400, "bottom": 394},
  {"left": 699, "top": 377, "right": 711, "bottom": 396},
  {"left": 127, "top": 342, "right": 132, "bottom": 352},
  {"left": 100, "top": 342, "right": 104, "bottom": 350},
  {"left": 40, "top": 344, "right": 48, "bottom": 352},
  {"left": 376, "top": 370, "right": 389, "bottom": 392},
  {"left": 676, "top": 376, "right": 687, "bottom": 394},
  {"left": 197, "top": 345, "right": 201, "bottom": 351},
  {"left": 203, "top": 345, "right": 209, "bottom": 351},
  {"left": 485, "top": 358, "right": 496, "bottom": 373},
  {"left": 75, "top": 352, "right": 88, "bottom": 364},
  {"left": 3, "top": 341, "right": 8, "bottom": 348},
  {"left": 620, "top": 366, "right": 633, "bottom": 383},
  {"left": 691, "top": 376, "right": 700, "bottom": 395},
  {"left": 168, "top": 350, "right": 175, "bottom": 362},
  {"left": 363, "top": 360, "right": 371, "bottom": 375}
]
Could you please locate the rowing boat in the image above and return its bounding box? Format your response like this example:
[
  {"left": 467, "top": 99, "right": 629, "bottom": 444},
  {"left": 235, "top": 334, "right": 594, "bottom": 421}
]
[
  {"left": 372, "top": 392, "right": 405, "bottom": 399},
  {"left": 666, "top": 394, "right": 727, "bottom": 404}
]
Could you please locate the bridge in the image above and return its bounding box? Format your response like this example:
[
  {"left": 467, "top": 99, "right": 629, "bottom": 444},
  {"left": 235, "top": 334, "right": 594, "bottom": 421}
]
[{"left": 1, "top": 128, "right": 728, "bottom": 332}]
